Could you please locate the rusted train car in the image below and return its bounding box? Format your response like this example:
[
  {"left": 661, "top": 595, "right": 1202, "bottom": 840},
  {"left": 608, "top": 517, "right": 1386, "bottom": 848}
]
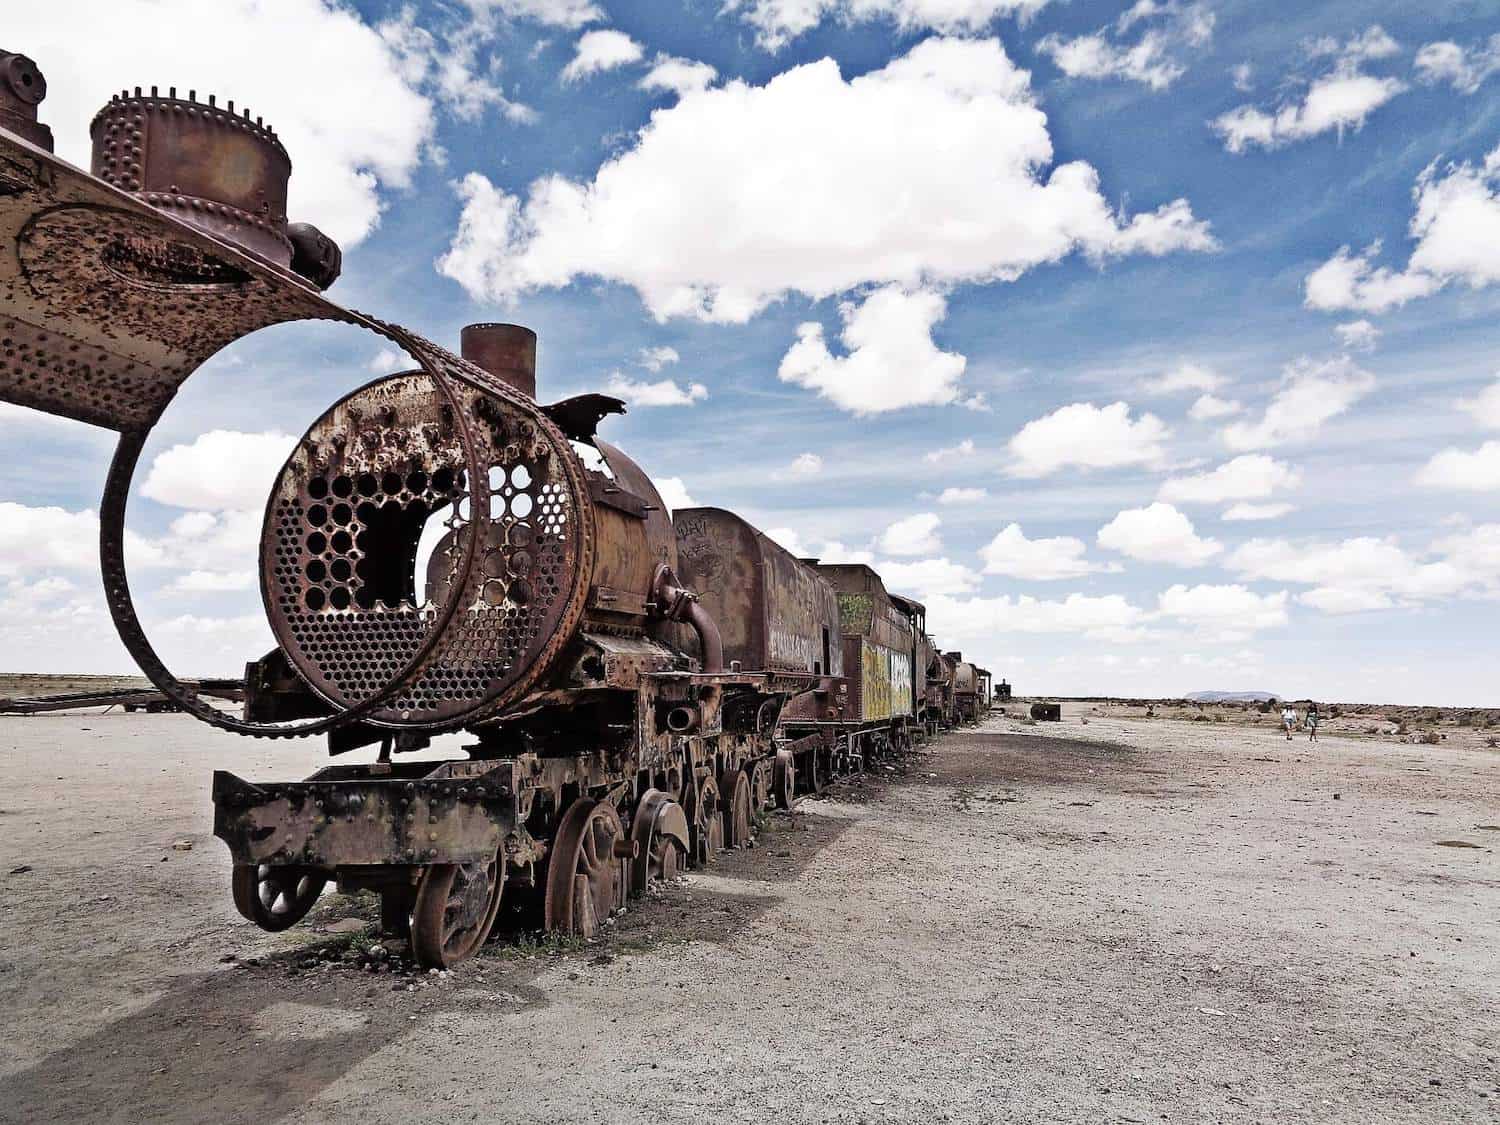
[
  {"left": 814, "top": 564, "right": 916, "bottom": 755},
  {"left": 0, "top": 52, "right": 1011, "bottom": 968},
  {"left": 672, "top": 506, "right": 844, "bottom": 799},
  {"left": 948, "top": 653, "right": 987, "bottom": 724}
]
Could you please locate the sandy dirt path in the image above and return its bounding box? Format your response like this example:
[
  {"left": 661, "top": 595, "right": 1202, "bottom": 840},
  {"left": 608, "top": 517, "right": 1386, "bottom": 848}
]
[{"left": 0, "top": 706, "right": 1495, "bottom": 1123}]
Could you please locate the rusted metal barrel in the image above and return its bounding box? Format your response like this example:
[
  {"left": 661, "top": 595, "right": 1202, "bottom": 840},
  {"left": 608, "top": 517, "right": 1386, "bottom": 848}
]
[
  {"left": 90, "top": 88, "right": 294, "bottom": 267},
  {"left": 86, "top": 86, "right": 340, "bottom": 287}
]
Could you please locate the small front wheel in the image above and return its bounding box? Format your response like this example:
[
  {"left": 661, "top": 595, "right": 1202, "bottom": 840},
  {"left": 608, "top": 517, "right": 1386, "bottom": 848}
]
[
  {"left": 410, "top": 853, "right": 504, "bottom": 969},
  {"left": 231, "top": 864, "right": 326, "bottom": 932}
]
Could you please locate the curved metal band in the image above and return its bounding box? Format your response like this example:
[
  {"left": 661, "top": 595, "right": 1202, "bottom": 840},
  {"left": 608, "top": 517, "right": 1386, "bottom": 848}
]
[{"left": 96, "top": 329, "right": 488, "bottom": 739}]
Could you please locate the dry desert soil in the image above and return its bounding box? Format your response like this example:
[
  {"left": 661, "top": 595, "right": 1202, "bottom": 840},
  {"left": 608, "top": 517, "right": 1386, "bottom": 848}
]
[{"left": 0, "top": 704, "right": 1496, "bottom": 1123}]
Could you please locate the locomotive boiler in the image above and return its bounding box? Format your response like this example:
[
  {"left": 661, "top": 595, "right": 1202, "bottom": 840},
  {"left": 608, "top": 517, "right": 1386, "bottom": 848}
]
[{"left": 0, "top": 50, "right": 989, "bottom": 967}]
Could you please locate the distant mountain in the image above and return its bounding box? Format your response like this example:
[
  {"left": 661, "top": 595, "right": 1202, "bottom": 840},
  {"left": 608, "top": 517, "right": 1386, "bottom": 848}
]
[{"left": 1185, "top": 690, "right": 1280, "bottom": 703}]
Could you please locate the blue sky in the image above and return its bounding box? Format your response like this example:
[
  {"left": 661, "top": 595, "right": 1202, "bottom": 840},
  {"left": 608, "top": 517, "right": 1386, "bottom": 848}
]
[{"left": 4, "top": 0, "right": 1499, "bottom": 703}]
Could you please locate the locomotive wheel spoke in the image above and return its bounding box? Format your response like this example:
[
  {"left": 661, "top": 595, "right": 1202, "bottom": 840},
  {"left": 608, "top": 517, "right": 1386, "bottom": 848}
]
[
  {"left": 410, "top": 852, "right": 504, "bottom": 969},
  {"left": 231, "top": 864, "right": 326, "bottom": 933},
  {"left": 545, "top": 798, "right": 625, "bottom": 937}
]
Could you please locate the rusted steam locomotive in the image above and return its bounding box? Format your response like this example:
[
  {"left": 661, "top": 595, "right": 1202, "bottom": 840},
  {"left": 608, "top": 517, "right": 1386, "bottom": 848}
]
[{"left": 0, "top": 53, "right": 999, "bottom": 966}]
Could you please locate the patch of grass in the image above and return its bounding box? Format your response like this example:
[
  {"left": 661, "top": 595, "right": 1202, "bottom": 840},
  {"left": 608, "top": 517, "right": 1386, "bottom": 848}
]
[{"left": 484, "top": 931, "right": 590, "bottom": 962}]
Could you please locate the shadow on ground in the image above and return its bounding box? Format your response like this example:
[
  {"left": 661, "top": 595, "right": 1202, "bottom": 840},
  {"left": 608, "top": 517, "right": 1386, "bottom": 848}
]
[{"left": 0, "top": 778, "right": 867, "bottom": 1124}]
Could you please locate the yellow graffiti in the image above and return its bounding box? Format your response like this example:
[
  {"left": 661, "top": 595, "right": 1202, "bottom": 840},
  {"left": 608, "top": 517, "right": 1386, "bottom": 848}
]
[{"left": 859, "top": 643, "right": 912, "bottom": 721}]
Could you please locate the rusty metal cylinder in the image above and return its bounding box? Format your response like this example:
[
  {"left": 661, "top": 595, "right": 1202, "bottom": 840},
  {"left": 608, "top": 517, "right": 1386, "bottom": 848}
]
[
  {"left": 90, "top": 88, "right": 294, "bottom": 267},
  {"left": 461, "top": 323, "right": 537, "bottom": 399},
  {"left": 0, "top": 50, "right": 52, "bottom": 152}
]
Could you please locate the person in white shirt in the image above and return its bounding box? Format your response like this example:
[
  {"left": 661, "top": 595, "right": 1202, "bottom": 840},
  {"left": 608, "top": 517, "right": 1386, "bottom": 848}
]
[{"left": 1281, "top": 705, "right": 1297, "bottom": 740}]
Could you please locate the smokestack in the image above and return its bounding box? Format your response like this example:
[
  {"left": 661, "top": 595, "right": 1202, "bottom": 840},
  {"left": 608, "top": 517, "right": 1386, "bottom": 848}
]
[{"left": 460, "top": 323, "right": 537, "bottom": 399}]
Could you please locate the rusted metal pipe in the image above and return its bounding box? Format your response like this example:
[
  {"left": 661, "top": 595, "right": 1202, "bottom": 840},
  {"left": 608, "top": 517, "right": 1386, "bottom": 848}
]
[
  {"left": 649, "top": 564, "right": 723, "bottom": 673},
  {"left": 683, "top": 599, "right": 724, "bottom": 674}
]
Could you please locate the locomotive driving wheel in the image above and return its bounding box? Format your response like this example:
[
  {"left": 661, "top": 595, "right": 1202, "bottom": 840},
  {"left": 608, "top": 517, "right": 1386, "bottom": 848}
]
[
  {"left": 799, "top": 748, "right": 823, "bottom": 795},
  {"left": 410, "top": 852, "right": 505, "bottom": 968},
  {"left": 545, "top": 798, "right": 627, "bottom": 938},
  {"left": 231, "top": 864, "right": 327, "bottom": 932},
  {"left": 628, "top": 788, "right": 690, "bottom": 895},
  {"left": 721, "top": 769, "right": 753, "bottom": 849},
  {"left": 773, "top": 748, "right": 795, "bottom": 810},
  {"left": 746, "top": 760, "right": 772, "bottom": 815},
  {"left": 684, "top": 774, "right": 724, "bottom": 866}
]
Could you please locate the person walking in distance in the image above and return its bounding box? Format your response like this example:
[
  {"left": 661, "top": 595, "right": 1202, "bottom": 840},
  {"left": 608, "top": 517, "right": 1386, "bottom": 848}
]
[
  {"left": 1307, "top": 703, "right": 1320, "bottom": 742},
  {"left": 1281, "top": 703, "right": 1297, "bottom": 740}
]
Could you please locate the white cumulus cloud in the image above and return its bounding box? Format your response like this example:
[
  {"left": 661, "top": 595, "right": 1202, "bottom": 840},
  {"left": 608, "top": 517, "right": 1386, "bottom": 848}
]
[
  {"left": 1097, "top": 502, "right": 1221, "bottom": 565},
  {"left": 1460, "top": 377, "right": 1500, "bottom": 429},
  {"left": 438, "top": 38, "right": 1213, "bottom": 324},
  {"left": 1038, "top": 1, "right": 1214, "bottom": 91},
  {"left": 1334, "top": 319, "right": 1381, "bottom": 350},
  {"left": 379, "top": 7, "right": 534, "bottom": 124},
  {"left": 1414, "top": 35, "right": 1500, "bottom": 95},
  {"left": 561, "top": 29, "right": 644, "bottom": 82},
  {"left": 878, "top": 513, "right": 942, "bottom": 557},
  {"left": 636, "top": 346, "right": 681, "bottom": 372},
  {"left": 640, "top": 55, "right": 718, "bottom": 97},
  {"left": 655, "top": 477, "right": 698, "bottom": 512},
  {"left": 874, "top": 557, "right": 982, "bottom": 599},
  {"left": 1303, "top": 243, "right": 1444, "bottom": 314},
  {"left": 1007, "top": 401, "right": 1169, "bottom": 477},
  {"left": 937, "top": 487, "right": 988, "bottom": 505},
  {"left": 926, "top": 590, "right": 1149, "bottom": 644},
  {"left": 1220, "top": 356, "right": 1374, "bottom": 452},
  {"left": 1142, "top": 362, "right": 1226, "bottom": 396},
  {"left": 1157, "top": 583, "right": 1289, "bottom": 638},
  {"left": 980, "top": 523, "right": 1102, "bottom": 581},
  {"left": 925, "top": 439, "right": 976, "bottom": 463},
  {"left": 1415, "top": 442, "right": 1500, "bottom": 492},
  {"left": 1305, "top": 145, "right": 1500, "bottom": 314},
  {"left": 779, "top": 288, "right": 967, "bottom": 413},
  {"left": 141, "top": 430, "right": 297, "bottom": 511},
  {"left": 1158, "top": 454, "right": 1302, "bottom": 504},
  {"left": 1225, "top": 530, "right": 1500, "bottom": 613},
  {"left": 1188, "top": 394, "right": 1242, "bottom": 421},
  {"left": 1212, "top": 28, "right": 1405, "bottom": 154},
  {"left": 604, "top": 374, "right": 708, "bottom": 407}
]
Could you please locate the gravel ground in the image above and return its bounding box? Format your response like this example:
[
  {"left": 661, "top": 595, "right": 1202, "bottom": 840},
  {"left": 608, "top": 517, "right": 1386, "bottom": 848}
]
[{"left": 0, "top": 705, "right": 1495, "bottom": 1123}]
